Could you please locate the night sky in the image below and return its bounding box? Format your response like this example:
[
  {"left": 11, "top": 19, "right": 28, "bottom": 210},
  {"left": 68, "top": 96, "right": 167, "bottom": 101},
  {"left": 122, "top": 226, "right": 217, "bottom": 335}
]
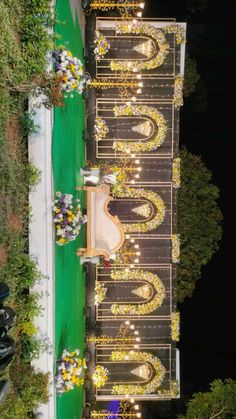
[{"left": 143, "top": 0, "right": 236, "bottom": 415}]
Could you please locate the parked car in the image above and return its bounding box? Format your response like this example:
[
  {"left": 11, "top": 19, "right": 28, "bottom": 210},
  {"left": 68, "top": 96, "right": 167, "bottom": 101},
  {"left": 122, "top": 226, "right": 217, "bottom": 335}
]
[
  {"left": 0, "top": 336, "right": 15, "bottom": 361},
  {"left": 0, "top": 283, "right": 9, "bottom": 305},
  {"left": 0, "top": 352, "right": 15, "bottom": 372},
  {"left": 0, "top": 380, "right": 10, "bottom": 402},
  {"left": 0, "top": 307, "right": 16, "bottom": 330}
]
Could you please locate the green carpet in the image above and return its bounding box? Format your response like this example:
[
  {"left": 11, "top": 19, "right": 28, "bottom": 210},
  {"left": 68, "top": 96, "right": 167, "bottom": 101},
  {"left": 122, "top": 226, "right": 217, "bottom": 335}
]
[{"left": 53, "top": 2, "right": 85, "bottom": 418}]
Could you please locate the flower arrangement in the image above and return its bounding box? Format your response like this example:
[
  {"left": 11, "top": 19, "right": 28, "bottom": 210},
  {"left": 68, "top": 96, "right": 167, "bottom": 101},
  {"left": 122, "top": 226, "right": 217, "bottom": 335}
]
[
  {"left": 110, "top": 351, "right": 165, "bottom": 395},
  {"left": 94, "top": 282, "right": 107, "bottom": 306},
  {"left": 94, "top": 30, "right": 110, "bottom": 60},
  {"left": 172, "top": 234, "right": 180, "bottom": 263},
  {"left": 113, "top": 104, "right": 167, "bottom": 153},
  {"left": 172, "top": 158, "right": 181, "bottom": 188},
  {"left": 92, "top": 365, "right": 109, "bottom": 388},
  {"left": 110, "top": 269, "right": 165, "bottom": 316},
  {"left": 173, "top": 76, "right": 184, "bottom": 108},
  {"left": 156, "top": 380, "right": 179, "bottom": 398},
  {"left": 53, "top": 192, "right": 87, "bottom": 246},
  {"left": 110, "top": 22, "right": 169, "bottom": 72},
  {"left": 54, "top": 49, "right": 86, "bottom": 94},
  {"left": 115, "top": 187, "right": 166, "bottom": 233},
  {"left": 171, "top": 312, "right": 180, "bottom": 341},
  {"left": 55, "top": 349, "right": 86, "bottom": 393},
  {"left": 163, "top": 24, "right": 185, "bottom": 45},
  {"left": 95, "top": 116, "right": 109, "bottom": 141}
]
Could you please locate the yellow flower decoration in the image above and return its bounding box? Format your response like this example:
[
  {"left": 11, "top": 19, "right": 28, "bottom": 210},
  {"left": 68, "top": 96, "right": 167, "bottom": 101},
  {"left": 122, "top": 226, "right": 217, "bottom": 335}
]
[
  {"left": 115, "top": 187, "right": 165, "bottom": 233},
  {"left": 113, "top": 104, "right": 167, "bottom": 153}
]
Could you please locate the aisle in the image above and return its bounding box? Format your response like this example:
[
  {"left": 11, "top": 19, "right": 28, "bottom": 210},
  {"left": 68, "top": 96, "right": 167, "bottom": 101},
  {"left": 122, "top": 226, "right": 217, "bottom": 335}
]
[{"left": 53, "top": 1, "right": 86, "bottom": 417}]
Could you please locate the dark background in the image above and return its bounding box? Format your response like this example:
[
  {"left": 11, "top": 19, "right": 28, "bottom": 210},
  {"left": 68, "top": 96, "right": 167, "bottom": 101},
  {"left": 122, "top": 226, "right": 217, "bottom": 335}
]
[{"left": 142, "top": 0, "right": 236, "bottom": 416}]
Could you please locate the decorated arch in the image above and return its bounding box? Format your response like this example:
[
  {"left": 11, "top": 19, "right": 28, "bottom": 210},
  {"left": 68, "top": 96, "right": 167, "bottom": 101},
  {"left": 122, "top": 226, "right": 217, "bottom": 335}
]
[
  {"left": 110, "top": 269, "right": 165, "bottom": 316},
  {"left": 113, "top": 104, "right": 167, "bottom": 153},
  {"left": 110, "top": 22, "right": 170, "bottom": 72},
  {"left": 115, "top": 187, "right": 165, "bottom": 233},
  {"left": 110, "top": 351, "right": 166, "bottom": 395}
]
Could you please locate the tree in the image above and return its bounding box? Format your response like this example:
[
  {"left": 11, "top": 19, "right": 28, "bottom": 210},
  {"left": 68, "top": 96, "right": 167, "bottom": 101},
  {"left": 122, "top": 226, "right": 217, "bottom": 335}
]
[
  {"left": 179, "top": 379, "right": 236, "bottom": 419},
  {"left": 177, "top": 149, "right": 223, "bottom": 302},
  {"left": 184, "top": 52, "right": 200, "bottom": 98}
]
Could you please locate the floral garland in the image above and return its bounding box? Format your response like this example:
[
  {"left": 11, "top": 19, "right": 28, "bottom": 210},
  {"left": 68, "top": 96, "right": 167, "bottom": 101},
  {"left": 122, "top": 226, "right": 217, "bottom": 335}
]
[
  {"left": 54, "top": 49, "right": 85, "bottom": 94},
  {"left": 110, "top": 351, "right": 165, "bottom": 395},
  {"left": 55, "top": 349, "right": 86, "bottom": 393},
  {"left": 173, "top": 76, "right": 184, "bottom": 108},
  {"left": 172, "top": 158, "right": 181, "bottom": 188},
  {"left": 172, "top": 234, "right": 180, "bottom": 263},
  {"left": 110, "top": 269, "right": 165, "bottom": 316},
  {"left": 95, "top": 116, "right": 109, "bottom": 142},
  {"left": 156, "top": 380, "right": 179, "bottom": 398},
  {"left": 53, "top": 192, "right": 87, "bottom": 246},
  {"left": 171, "top": 312, "right": 180, "bottom": 341},
  {"left": 94, "top": 30, "right": 110, "bottom": 60},
  {"left": 110, "top": 22, "right": 169, "bottom": 72},
  {"left": 163, "top": 24, "right": 185, "bottom": 45},
  {"left": 113, "top": 104, "right": 167, "bottom": 153},
  {"left": 92, "top": 365, "right": 109, "bottom": 388},
  {"left": 94, "top": 282, "right": 107, "bottom": 306},
  {"left": 115, "top": 187, "right": 165, "bottom": 233}
]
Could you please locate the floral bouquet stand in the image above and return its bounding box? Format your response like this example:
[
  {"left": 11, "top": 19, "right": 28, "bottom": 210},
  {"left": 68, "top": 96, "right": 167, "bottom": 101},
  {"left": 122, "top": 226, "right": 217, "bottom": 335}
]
[{"left": 55, "top": 349, "right": 86, "bottom": 394}]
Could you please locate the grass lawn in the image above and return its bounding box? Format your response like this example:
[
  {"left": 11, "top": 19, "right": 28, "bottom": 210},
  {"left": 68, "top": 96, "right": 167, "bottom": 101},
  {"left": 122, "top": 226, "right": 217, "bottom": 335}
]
[{"left": 53, "top": 1, "right": 86, "bottom": 418}]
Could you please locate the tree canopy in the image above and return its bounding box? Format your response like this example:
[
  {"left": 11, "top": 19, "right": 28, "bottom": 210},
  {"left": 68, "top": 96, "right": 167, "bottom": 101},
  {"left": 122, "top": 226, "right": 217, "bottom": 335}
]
[
  {"left": 178, "top": 149, "right": 223, "bottom": 302},
  {"left": 184, "top": 52, "right": 200, "bottom": 98},
  {"left": 179, "top": 379, "right": 236, "bottom": 419}
]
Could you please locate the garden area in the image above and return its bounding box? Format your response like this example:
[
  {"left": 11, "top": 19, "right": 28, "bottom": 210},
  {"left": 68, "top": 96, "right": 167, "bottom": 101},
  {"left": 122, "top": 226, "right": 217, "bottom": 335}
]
[{"left": 0, "top": 0, "right": 86, "bottom": 417}]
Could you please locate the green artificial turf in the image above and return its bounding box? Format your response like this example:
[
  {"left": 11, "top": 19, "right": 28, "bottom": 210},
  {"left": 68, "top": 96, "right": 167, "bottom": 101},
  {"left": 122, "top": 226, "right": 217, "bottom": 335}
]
[{"left": 53, "top": 1, "right": 86, "bottom": 418}]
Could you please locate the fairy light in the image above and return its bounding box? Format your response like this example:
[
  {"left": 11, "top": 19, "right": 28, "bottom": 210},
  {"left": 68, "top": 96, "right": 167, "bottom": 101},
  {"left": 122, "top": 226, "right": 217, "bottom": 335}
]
[
  {"left": 134, "top": 244, "right": 139, "bottom": 249},
  {"left": 134, "top": 405, "right": 139, "bottom": 410},
  {"left": 137, "top": 167, "right": 142, "bottom": 172},
  {"left": 136, "top": 88, "right": 142, "bottom": 94},
  {"left": 137, "top": 11, "right": 142, "bottom": 17},
  {"left": 139, "top": 2, "right": 145, "bottom": 8},
  {"left": 135, "top": 159, "right": 140, "bottom": 164},
  {"left": 131, "top": 180, "right": 135, "bottom": 184}
]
